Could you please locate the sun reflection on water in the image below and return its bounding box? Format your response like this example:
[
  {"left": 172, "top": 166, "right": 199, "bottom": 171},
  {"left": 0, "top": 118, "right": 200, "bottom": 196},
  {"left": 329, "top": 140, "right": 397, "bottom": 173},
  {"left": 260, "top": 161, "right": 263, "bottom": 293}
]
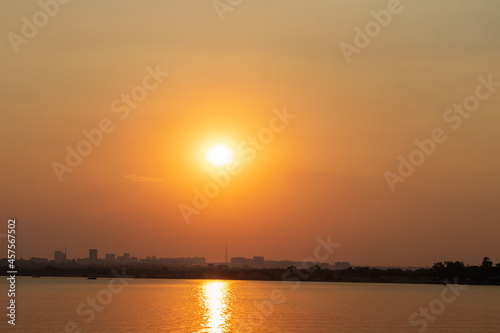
[{"left": 198, "top": 281, "right": 233, "bottom": 333}]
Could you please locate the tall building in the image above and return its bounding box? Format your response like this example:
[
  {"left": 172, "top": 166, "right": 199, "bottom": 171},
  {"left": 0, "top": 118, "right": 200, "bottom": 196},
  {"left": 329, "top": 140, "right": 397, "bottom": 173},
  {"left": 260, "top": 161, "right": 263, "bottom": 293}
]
[
  {"left": 54, "top": 250, "right": 66, "bottom": 263},
  {"left": 105, "top": 253, "right": 115, "bottom": 262},
  {"left": 89, "top": 249, "right": 98, "bottom": 264}
]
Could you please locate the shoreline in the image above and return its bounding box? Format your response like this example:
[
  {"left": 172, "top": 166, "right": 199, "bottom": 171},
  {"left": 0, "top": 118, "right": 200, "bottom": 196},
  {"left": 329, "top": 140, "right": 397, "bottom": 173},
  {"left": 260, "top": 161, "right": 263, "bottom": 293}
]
[{"left": 2, "top": 265, "right": 499, "bottom": 286}]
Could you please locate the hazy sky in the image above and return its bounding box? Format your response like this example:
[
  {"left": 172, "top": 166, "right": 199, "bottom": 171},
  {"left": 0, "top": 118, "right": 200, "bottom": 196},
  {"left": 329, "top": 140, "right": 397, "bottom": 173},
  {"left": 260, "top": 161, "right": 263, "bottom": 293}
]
[{"left": 1, "top": 0, "right": 499, "bottom": 266}]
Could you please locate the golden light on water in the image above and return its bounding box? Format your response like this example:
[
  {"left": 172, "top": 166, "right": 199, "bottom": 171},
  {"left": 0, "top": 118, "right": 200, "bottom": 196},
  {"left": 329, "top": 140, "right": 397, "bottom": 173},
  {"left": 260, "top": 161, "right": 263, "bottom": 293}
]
[{"left": 199, "top": 281, "right": 232, "bottom": 332}]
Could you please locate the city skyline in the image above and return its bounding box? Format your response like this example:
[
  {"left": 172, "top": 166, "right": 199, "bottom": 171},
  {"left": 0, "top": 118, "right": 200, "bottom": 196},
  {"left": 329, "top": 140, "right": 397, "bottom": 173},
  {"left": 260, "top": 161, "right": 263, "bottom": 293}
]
[
  {"left": 11, "top": 248, "right": 354, "bottom": 270},
  {"left": 9, "top": 246, "right": 497, "bottom": 272},
  {"left": 22, "top": 246, "right": 347, "bottom": 265},
  {"left": 7, "top": 228, "right": 500, "bottom": 267}
]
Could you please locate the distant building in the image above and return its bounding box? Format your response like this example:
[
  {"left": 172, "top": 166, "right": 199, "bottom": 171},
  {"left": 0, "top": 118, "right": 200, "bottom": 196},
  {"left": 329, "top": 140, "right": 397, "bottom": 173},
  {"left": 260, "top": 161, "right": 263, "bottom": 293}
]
[
  {"left": 105, "top": 254, "right": 115, "bottom": 262},
  {"left": 116, "top": 253, "right": 131, "bottom": 263},
  {"left": 253, "top": 256, "right": 265, "bottom": 268},
  {"left": 158, "top": 257, "right": 206, "bottom": 267},
  {"left": 230, "top": 256, "right": 266, "bottom": 268},
  {"left": 54, "top": 250, "right": 66, "bottom": 263},
  {"left": 140, "top": 255, "right": 159, "bottom": 264},
  {"left": 334, "top": 262, "right": 351, "bottom": 270},
  {"left": 89, "top": 249, "right": 98, "bottom": 264},
  {"left": 77, "top": 258, "right": 90, "bottom": 264},
  {"left": 30, "top": 257, "right": 49, "bottom": 263},
  {"left": 232, "top": 256, "right": 272, "bottom": 268},
  {"left": 231, "top": 257, "right": 247, "bottom": 267},
  {"left": 229, "top": 256, "right": 340, "bottom": 269}
]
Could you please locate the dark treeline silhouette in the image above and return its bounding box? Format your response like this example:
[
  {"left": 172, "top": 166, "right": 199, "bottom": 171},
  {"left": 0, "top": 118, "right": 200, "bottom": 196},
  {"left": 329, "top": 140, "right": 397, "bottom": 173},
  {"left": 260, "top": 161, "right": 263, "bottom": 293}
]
[
  {"left": 429, "top": 257, "right": 499, "bottom": 284},
  {"left": 2, "top": 257, "right": 499, "bottom": 285}
]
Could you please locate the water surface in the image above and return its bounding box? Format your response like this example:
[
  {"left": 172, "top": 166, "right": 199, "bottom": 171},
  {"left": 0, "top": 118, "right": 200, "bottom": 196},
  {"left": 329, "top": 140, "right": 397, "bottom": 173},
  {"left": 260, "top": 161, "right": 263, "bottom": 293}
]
[{"left": 3, "top": 277, "right": 500, "bottom": 332}]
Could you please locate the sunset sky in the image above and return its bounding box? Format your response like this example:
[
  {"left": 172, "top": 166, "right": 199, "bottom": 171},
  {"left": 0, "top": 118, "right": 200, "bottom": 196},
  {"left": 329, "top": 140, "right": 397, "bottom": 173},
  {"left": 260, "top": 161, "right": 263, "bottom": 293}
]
[{"left": 1, "top": 0, "right": 499, "bottom": 267}]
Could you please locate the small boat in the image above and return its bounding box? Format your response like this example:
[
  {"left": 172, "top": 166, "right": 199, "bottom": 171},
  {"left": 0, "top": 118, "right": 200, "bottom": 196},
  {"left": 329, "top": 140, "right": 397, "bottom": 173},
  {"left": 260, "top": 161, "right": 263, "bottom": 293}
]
[{"left": 87, "top": 276, "right": 97, "bottom": 280}]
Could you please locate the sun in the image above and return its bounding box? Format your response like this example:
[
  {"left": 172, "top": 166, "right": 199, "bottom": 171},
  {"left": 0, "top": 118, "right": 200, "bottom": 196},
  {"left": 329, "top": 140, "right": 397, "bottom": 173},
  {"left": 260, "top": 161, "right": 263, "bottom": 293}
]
[{"left": 205, "top": 144, "right": 234, "bottom": 167}]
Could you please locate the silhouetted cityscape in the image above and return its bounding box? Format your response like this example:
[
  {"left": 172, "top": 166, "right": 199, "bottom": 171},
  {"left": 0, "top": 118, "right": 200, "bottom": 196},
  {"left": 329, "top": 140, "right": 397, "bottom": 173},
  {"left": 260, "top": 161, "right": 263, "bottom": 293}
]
[{"left": 6, "top": 248, "right": 352, "bottom": 270}]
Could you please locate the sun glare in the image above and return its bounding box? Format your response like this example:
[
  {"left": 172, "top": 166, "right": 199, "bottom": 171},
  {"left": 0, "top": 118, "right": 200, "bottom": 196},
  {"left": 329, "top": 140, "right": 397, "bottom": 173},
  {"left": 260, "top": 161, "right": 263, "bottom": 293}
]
[{"left": 206, "top": 144, "right": 234, "bottom": 167}]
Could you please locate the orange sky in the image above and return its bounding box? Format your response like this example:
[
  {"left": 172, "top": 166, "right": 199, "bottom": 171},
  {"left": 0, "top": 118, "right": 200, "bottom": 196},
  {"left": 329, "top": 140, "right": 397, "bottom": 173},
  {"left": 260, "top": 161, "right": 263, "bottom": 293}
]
[{"left": 1, "top": 0, "right": 499, "bottom": 266}]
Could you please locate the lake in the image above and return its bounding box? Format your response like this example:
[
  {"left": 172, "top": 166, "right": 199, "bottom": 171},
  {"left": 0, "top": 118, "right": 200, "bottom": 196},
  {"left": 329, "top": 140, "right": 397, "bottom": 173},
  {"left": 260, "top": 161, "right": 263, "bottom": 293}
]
[{"left": 3, "top": 276, "right": 500, "bottom": 332}]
